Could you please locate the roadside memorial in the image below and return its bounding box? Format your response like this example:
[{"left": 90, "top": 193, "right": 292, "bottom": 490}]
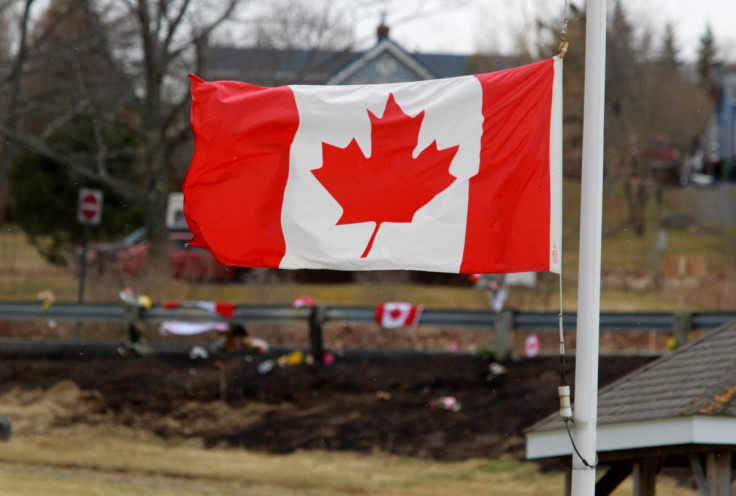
[
  {"left": 429, "top": 396, "right": 461, "bottom": 413},
  {"left": 257, "top": 346, "right": 342, "bottom": 375},
  {"left": 37, "top": 290, "right": 56, "bottom": 328},
  {"left": 118, "top": 287, "right": 153, "bottom": 356},
  {"left": 470, "top": 274, "right": 508, "bottom": 312}
]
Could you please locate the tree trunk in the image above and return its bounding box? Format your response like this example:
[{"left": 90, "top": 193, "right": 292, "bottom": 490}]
[
  {"left": 142, "top": 102, "right": 168, "bottom": 254},
  {"left": 624, "top": 175, "right": 648, "bottom": 237}
]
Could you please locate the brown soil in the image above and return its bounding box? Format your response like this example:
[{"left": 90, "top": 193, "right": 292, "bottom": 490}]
[{"left": 0, "top": 352, "right": 654, "bottom": 461}]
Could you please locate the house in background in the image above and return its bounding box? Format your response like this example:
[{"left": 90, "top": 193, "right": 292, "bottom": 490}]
[
  {"left": 702, "top": 66, "right": 736, "bottom": 181},
  {"left": 202, "top": 21, "right": 522, "bottom": 87}
]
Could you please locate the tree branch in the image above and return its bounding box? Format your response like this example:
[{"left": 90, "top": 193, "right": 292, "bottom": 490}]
[
  {"left": 0, "top": 125, "right": 143, "bottom": 201},
  {"left": 161, "top": 0, "right": 191, "bottom": 56}
]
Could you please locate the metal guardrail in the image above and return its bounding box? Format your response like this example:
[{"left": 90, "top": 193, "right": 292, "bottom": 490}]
[
  {"left": 1, "top": 302, "right": 735, "bottom": 360},
  {"left": 515, "top": 312, "right": 678, "bottom": 330},
  {"left": 0, "top": 302, "right": 311, "bottom": 324},
  {"left": 0, "top": 302, "right": 126, "bottom": 323},
  {"left": 323, "top": 307, "right": 736, "bottom": 331},
  {"left": 2, "top": 301, "right": 734, "bottom": 330}
]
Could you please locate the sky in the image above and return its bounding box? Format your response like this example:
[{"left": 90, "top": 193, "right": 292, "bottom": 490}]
[{"left": 347, "top": 0, "right": 736, "bottom": 63}]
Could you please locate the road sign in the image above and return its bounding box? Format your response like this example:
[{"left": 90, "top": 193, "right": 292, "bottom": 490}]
[{"left": 77, "top": 188, "right": 103, "bottom": 225}]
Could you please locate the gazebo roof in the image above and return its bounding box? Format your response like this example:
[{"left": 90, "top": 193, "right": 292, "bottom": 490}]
[{"left": 526, "top": 318, "right": 736, "bottom": 459}]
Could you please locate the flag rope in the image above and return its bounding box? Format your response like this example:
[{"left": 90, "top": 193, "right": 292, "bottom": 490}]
[
  {"left": 557, "top": 0, "right": 570, "bottom": 390},
  {"left": 557, "top": 202, "right": 597, "bottom": 470},
  {"left": 565, "top": 419, "right": 598, "bottom": 468},
  {"left": 558, "top": 273, "right": 567, "bottom": 386},
  {"left": 557, "top": 273, "right": 596, "bottom": 468}
]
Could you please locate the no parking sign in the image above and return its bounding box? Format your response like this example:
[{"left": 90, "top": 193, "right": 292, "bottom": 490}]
[{"left": 77, "top": 188, "right": 103, "bottom": 225}]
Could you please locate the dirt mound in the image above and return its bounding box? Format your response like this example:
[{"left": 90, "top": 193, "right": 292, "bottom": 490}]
[
  {"left": 0, "top": 353, "right": 654, "bottom": 460},
  {"left": 0, "top": 379, "right": 106, "bottom": 433}
]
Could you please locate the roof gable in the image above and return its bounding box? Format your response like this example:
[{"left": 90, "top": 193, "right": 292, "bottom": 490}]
[{"left": 327, "top": 38, "right": 436, "bottom": 84}]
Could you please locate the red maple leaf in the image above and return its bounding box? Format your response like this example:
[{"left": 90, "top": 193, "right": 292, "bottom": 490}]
[{"left": 312, "top": 93, "right": 459, "bottom": 258}]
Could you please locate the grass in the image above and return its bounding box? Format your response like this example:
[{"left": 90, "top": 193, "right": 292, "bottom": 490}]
[
  {"left": 0, "top": 181, "right": 734, "bottom": 311},
  {"left": 1, "top": 182, "right": 722, "bottom": 494},
  {"left": 0, "top": 425, "right": 697, "bottom": 496},
  {"left": 562, "top": 181, "right": 736, "bottom": 275}
]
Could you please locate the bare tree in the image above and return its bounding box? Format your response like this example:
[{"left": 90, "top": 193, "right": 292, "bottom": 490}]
[
  {"left": 0, "top": 0, "right": 242, "bottom": 247},
  {"left": 208, "top": 0, "right": 356, "bottom": 89},
  {"left": 251, "top": 0, "right": 353, "bottom": 50},
  {"left": 0, "top": 0, "right": 37, "bottom": 217}
]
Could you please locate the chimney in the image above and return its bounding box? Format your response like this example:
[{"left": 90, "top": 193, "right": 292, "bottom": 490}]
[{"left": 376, "top": 12, "right": 389, "bottom": 41}]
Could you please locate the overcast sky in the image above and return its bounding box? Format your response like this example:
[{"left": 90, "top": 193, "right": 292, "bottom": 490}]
[{"left": 348, "top": 0, "right": 736, "bottom": 63}]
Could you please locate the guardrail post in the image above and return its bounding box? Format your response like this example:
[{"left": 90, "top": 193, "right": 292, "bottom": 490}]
[
  {"left": 494, "top": 310, "right": 514, "bottom": 360},
  {"left": 673, "top": 311, "right": 693, "bottom": 349},
  {"left": 309, "top": 305, "right": 325, "bottom": 364}
]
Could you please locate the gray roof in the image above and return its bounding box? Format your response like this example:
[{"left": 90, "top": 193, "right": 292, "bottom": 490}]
[
  {"left": 201, "top": 42, "right": 522, "bottom": 86},
  {"left": 415, "top": 53, "right": 522, "bottom": 79},
  {"left": 201, "top": 46, "right": 355, "bottom": 85},
  {"left": 531, "top": 318, "right": 736, "bottom": 432}
]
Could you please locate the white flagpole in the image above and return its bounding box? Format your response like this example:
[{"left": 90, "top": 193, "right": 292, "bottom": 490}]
[{"left": 571, "top": 0, "right": 607, "bottom": 494}]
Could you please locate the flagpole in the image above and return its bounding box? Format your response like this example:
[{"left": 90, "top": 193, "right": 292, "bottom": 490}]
[{"left": 571, "top": 0, "right": 607, "bottom": 494}]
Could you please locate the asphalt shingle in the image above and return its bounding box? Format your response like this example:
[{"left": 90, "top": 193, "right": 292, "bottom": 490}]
[{"left": 530, "top": 319, "right": 736, "bottom": 432}]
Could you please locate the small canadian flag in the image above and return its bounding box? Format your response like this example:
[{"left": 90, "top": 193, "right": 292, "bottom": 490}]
[
  {"left": 524, "top": 333, "right": 541, "bottom": 358},
  {"left": 375, "top": 302, "right": 423, "bottom": 329},
  {"left": 292, "top": 295, "right": 318, "bottom": 308},
  {"left": 161, "top": 300, "right": 237, "bottom": 318}
]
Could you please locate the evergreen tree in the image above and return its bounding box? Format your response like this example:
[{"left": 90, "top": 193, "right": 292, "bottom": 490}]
[
  {"left": 605, "top": 1, "right": 645, "bottom": 181},
  {"left": 660, "top": 22, "right": 679, "bottom": 70},
  {"left": 697, "top": 24, "right": 719, "bottom": 82}
]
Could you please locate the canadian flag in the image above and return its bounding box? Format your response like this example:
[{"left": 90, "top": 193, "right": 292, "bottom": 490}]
[
  {"left": 524, "top": 333, "right": 541, "bottom": 358},
  {"left": 161, "top": 300, "right": 236, "bottom": 318},
  {"left": 185, "top": 57, "right": 562, "bottom": 274},
  {"left": 375, "top": 302, "right": 423, "bottom": 329},
  {"left": 292, "top": 295, "right": 318, "bottom": 308}
]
